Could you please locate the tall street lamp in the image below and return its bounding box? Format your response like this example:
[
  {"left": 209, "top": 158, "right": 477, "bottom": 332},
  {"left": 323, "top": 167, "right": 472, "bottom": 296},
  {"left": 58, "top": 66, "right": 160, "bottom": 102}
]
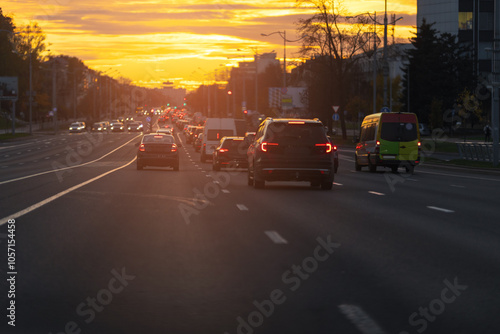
[
  {"left": 349, "top": 6, "right": 402, "bottom": 112},
  {"left": 261, "top": 30, "right": 288, "bottom": 88},
  {"left": 382, "top": 0, "right": 403, "bottom": 109},
  {"left": 261, "top": 30, "right": 303, "bottom": 89},
  {"left": 346, "top": 13, "right": 378, "bottom": 114}
]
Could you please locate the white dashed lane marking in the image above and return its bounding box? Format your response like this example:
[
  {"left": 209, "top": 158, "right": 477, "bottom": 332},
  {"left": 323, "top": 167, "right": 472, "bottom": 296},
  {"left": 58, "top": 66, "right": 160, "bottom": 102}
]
[
  {"left": 368, "top": 191, "right": 385, "bottom": 196},
  {"left": 338, "top": 304, "right": 387, "bottom": 334},
  {"left": 264, "top": 231, "right": 288, "bottom": 244},
  {"left": 427, "top": 206, "right": 454, "bottom": 213},
  {"left": 236, "top": 204, "right": 248, "bottom": 211}
]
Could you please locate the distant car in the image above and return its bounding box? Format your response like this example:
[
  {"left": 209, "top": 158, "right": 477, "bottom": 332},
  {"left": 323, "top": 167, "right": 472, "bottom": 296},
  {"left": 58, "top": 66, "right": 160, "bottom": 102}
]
[
  {"left": 244, "top": 132, "right": 256, "bottom": 143},
  {"left": 69, "top": 122, "right": 86, "bottom": 133},
  {"left": 128, "top": 121, "right": 144, "bottom": 132},
  {"left": 100, "top": 121, "right": 110, "bottom": 131},
  {"left": 194, "top": 133, "right": 203, "bottom": 152},
  {"left": 136, "top": 134, "right": 179, "bottom": 171},
  {"left": 212, "top": 136, "right": 249, "bottom": 171},
  {"left": 162, "top": 125, "right": 175, "bottom": 135},
  {"left": 189, "top": 126, "right": 204, "bottom": 145},
  {"left": 91, "top": 122, "right": 106, "bottom": 132},
  {"left": 156, "top": 128, "right": 173, "bottom": 136},
  {"left": 110, "top": 122, "right": 125, "bottom": 132},
  {"left": 247, "top": 118, "right": 335, "bottom": 190}
]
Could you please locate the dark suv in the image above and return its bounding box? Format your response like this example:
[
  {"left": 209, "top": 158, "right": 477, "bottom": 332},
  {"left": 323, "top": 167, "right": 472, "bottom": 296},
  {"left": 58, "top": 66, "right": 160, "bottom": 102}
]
[{"left": 247, "top": 118, "right": 334, "bottom": 190}]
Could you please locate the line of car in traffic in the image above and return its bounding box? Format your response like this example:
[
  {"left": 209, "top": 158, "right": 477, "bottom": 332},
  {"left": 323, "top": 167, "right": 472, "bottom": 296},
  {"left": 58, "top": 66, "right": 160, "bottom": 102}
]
[
  {"left": 69, "top": 117, "right": 144, "bottom": 133},
  {"left": 135, "top": 112, "right": 422, "bottom": 191}
]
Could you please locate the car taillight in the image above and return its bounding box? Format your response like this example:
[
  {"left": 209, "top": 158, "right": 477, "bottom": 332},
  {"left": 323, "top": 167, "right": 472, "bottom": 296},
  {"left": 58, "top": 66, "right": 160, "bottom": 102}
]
[
  {"left": 219, "top": 148, "right": 228, "bottom": 153},
  {"left": 315, "top": 143, "right": 332, "bottom": 153},
  {"left": 260, "top": 142, "right": 278, "bottom": 152},
  {"left": 171, "top": 144, "right": 177, "bottom": 152},
  {"left": 139, "top": 144, "right": 145, "bottom": 152},
  {"left": 375, "top": 141, "right": 380, "bottom": 154}
]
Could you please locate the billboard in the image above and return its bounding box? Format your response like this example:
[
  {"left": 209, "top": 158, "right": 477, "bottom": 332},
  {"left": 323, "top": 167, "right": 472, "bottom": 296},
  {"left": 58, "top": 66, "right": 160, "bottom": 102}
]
[
  {"left": 0, "top": 77, "right": 18, "bottom": 101},
  {"left": 268, "top": 87, "right": 307, "bottom": 110}
]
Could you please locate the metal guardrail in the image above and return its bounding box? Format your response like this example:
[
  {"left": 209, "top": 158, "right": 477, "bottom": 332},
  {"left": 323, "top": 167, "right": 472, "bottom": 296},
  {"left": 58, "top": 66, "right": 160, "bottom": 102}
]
[{"left": 457, "top": 143, "right": 494, "bottom": 162}]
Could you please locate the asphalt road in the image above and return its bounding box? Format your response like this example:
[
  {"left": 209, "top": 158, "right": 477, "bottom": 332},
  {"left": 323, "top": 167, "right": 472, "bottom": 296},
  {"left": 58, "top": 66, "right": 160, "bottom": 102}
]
[{"left": 1, "top": 125, "right": 500, "bottom": 334}]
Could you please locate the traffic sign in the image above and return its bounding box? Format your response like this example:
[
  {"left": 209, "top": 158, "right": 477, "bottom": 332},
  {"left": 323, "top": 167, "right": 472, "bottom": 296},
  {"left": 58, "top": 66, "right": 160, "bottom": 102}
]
[
  {"left": 332, "top": 105, "right": 340, "bottom": 113},
  {"left": 146, "top": 116, "right": 151, "bottom": 122},
  {"left": 380, "top": 107, "right": 391, "bottom": 113},
  {"left": 332, "top": 113, "right": 339, "bottom": 121}
]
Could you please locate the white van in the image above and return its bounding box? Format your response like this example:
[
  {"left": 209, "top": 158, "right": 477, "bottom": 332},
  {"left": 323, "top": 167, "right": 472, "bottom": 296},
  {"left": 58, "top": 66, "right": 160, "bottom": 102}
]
[{"left": 200, "top": 118, "right": 237, "bottom": 162}]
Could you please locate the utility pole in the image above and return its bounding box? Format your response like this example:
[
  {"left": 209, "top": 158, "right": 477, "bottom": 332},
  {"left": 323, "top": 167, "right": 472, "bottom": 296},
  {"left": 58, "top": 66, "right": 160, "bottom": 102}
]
[
  {"left": 382, "top": 0, "right": 389, "bottom": 108},
  {"left": 373, "top": 12, "right": 377, "bottom": 114},
  {"left": 52, "top": 59, "right": 58, "bottom": 134},
  {"left": 492, "top": 0, "right": 500, "bottom": 166}
]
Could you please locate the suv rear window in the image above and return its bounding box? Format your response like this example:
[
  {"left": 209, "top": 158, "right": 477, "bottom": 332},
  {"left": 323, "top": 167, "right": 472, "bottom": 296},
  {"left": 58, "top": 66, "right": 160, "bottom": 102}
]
[
  {"left": 221, "top": 138, "right": 249, "bottom": 152},
  {"left": 264, "top": 123, "right": 327, "bottom": 143}
]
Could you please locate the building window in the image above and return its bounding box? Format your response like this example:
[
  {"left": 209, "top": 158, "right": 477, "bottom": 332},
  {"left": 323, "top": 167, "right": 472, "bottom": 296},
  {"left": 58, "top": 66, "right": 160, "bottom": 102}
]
[
  {"left": 479, "top": 12, "right": 494, "bottom": 31},
  {"left": 459, "top": 12, "right": 473, "bottom": 30}
]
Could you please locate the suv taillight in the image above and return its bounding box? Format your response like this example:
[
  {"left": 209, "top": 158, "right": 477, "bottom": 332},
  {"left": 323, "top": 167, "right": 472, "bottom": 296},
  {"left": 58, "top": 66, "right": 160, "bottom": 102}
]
[
  {"left": 315, "top": 143, "right": 332, "bottom": 153},
  {"left": 139, "top": 144, "right": 145, "bottom": 152},
  {"left": 171, "top": 144, "right": 177, "bottom": 152},
  {"left": 260, "top": 142, "right": 278, "bottom": 152},
  {"left": 219, "top": 148, "right": 228, "bottom": 153}
]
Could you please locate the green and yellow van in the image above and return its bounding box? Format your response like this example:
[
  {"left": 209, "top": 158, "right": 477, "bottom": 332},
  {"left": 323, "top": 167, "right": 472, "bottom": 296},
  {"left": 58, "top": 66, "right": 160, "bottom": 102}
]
[{"left": 355, "top": 112, "right": 421, "bottom": 173}]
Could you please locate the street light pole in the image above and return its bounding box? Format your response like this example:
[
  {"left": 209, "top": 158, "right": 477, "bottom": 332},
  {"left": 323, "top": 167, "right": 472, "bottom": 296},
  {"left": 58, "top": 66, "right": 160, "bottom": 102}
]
[
  {"left": 261, "top": 30, "right": 288, "bottom": 89},
  {"left": 383, "top": 0, "right": 389, "bottom": 108},
  {"left": 492, "top": 0, "right": 500, "bottom": 166}
]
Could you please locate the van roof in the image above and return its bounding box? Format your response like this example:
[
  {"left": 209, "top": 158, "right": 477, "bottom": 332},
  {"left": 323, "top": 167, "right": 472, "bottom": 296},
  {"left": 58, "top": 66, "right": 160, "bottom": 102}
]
[{"left": 363, "top": 112, "right": 418, "bottom": 123}]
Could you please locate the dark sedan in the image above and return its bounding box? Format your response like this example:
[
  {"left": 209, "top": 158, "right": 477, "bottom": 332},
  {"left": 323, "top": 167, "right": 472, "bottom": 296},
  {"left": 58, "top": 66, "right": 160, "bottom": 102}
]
[
  {"left": 137, "top": 134, "right": 179, "bottom": 171},
  {"left": 128, "top": 121, "right": 144, "bottom": 132},
  {"left": 110, "top": 122, "right": 125, "bottom": 132},
  {"left": 212, "top": 136, "right": 249, "bottom": 171}
]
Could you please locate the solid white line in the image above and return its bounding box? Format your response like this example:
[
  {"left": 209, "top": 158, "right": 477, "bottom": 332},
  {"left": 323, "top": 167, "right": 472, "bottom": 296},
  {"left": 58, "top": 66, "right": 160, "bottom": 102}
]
[
  {"left": 450, "top": 184, "right": 465, "bottom": 188},
  {"left": 222, "top": 189, "right": 230, "bottom": 193},
  {"left": 368, "top": 191, "right": 385, "bottom": 196},
  {"left": 427, "top": 206, "right": 455, "bottom": 213},
  {"left": 338, "top": 304, "right": 387, "bottom": 334},
  {"left": 0, "top": 135, "right": 141, "bottom": 186},
  {"left": 264, "top": 231, "right": 288, "bottom": 244},
  {"left": 0, "top": 157, "right": 136, "bottom": 226},
  {"left": 418, "top": 170, "right": 500, "bottom": 182},
  {"left": 333, "top": 182, "right": 343, "bottom": 186},
  {"left": 236, "top": 204, "right": 248, "bottom": 211}
]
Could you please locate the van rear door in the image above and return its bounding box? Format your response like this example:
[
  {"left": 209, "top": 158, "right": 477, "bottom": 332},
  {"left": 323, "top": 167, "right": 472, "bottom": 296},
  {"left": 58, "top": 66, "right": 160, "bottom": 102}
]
[{"left": 379, "top": 113, "right": 419, "bottom": 161}]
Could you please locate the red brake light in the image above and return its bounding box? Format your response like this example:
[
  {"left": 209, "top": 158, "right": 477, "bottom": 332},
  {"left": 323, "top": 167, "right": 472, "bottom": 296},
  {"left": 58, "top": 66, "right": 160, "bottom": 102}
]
[
  {"left": 154, "top": 135, "right": 163, "bottom": 138},
  {"left": 171, "top": 144, "right": 177, "bottom": 152},
  {"left": 288, "top": 121, "right": 305, "bottom": 124},
  {"left": 418, "top": 141, "right": 422, "bottom": 147},
  {"left": 261, "top": 142, "right": 278, "bottom": 152},
  {"left": 219, "top": 148, "right": 228, "bottom": 153},
  {"left": 376, "top": 140, "right": 381, "bottom": 146},
  {"left": 315, "top": 143, "right": 332, "bottom": 153},
  {"left": 139, "top": 144, "right": 145, "bottom": 152}
]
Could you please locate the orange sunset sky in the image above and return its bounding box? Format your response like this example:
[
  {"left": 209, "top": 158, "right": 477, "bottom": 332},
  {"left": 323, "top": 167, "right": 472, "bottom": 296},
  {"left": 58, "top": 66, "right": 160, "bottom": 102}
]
[{"left": 2, "top": 0, "right": 417, "bottom": 90}]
